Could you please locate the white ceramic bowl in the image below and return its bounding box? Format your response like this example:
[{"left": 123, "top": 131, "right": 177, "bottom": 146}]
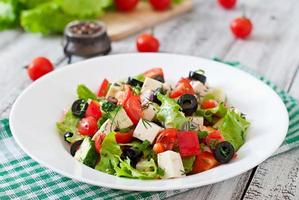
[{"left": 10, "top": 53, "right": 288, "bottom": 191}]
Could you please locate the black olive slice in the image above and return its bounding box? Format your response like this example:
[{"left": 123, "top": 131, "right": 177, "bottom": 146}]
[
  {"left": 127, "top": 77, "right": 143, "bottom": 87},
  {"left": 121, "top": 148, "right": 143, "bottom": 167},
  {"left": 71, "top": 99, "right": 88, "bottom": 117},
  {"left": 189, "top": 71, "right": 207, "bottom": 84},
  {"left": 152, "top": 75, "right": 165, "bottom": 83},
  {"left": 177, "top": 94, "right": 198, "bottom": 116},
  {"left": 152, "top": 88, "right": 166, "bottom": 106},
  {"left": 70, "top": 140, "right": 83, "bottom": 157},
  {"left": 214, "top": 141, "right": 235, "bottom": 164},
  {"left": 64, "top": 132, "right": 74, "bottom": 143}
]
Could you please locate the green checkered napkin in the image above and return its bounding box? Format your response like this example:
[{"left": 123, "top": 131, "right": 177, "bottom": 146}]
[{"left": 1, "top": 60, "right": 299, "bottom": 199}]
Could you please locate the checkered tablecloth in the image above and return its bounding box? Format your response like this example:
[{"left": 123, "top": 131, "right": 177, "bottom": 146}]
[{"left": 1, "top": 60, "right": 298, "bottom": 199}]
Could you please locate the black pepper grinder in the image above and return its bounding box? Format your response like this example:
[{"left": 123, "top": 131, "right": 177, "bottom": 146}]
[{"left": 63, "top": 20, "right": 111, "bottom": 64}]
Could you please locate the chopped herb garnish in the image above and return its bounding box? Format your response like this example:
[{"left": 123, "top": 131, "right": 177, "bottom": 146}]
[
  {"left": 142, "top": 119, "right": 152, "bottom": 129},
  {"left": 198, "top": 131, "right": 208, "bottom": 139},
  {"left": 101, "top": 100, "right": 117, "bottom": 113}
]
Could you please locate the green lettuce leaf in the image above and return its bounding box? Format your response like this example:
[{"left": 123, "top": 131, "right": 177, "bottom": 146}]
[
  {"left": 218, "top": 109, "right": 250, "bottom": 151},
  {"left": 56, "top": 0, "right": 112, "bottom": 18},
  {"left": 0, "top": 0, "right": 20, "bottom": 30},
  {"left": 114, "top": 158, "right": 163, "bottom": 179},
  {"left": 95, "top": 132, "right": 122, "bottom": 174},
  {"left": 19, "top": 0, "right": 51, "bottom": 9},
  {"left": 20, "top": 2, "right": 76, "bottom": 34},
  {"left": 56, "top": 111, "right": 80, "bottom": 135},
  {"left": 182, "top": 156, "right": 196, "bottom": 174},
  {"left": 156, "top": 93, "right": 188, "bottom": 129},
  {"left": 77, "top": 84, "right": 97, "bottom": 101},
  {"left": 123, "top": 140, "right": 156, "bottom": 161}
]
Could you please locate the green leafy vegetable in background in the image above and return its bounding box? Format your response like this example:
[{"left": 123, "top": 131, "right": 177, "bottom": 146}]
[
  {"left": 77, "top": 84, "right": 97, "bottom": 101},
  {"left": 20, "top": 0, "right": 52, "bottom": 9},
  {"left": 0, "top": 0, "right": 20, "bottom": 30},
  {"left": 1, "top": 0, "right": 114, "bottom": 34},
  {"left": 57, "top": 0, "right": 112, "bottom": 18},
  {"left": 217, "top": 109, "right": 250, "bottom": 151},
  {"left": 56, "top": 111, "right": 80, "bottom": 134},
  {"left": 156, "top": 93, "right": 188, "bottom": 129},
  {"left": 21, "top": 2, "right": 76, "bottom": 34},
  {"left": 1, "top": 0, "right": 184, "bottom": 34}
]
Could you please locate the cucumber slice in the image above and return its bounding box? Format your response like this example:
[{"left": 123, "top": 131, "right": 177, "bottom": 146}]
[{"left": 74, "top": 137, "right": 98, "bottom": 168}]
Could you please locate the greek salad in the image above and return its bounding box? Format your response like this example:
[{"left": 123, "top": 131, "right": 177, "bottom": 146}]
[{"left": 56, "top": 67, "right": 250, "bottom": 179}]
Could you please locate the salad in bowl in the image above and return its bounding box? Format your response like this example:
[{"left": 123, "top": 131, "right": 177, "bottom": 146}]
[{"left": 56, "top": 67, "right": 250, "bottom": 180}]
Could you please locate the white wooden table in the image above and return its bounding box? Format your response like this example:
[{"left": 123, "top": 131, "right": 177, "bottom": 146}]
[{"left": 1, "top": 0, "right": 299, "bottom": 199}]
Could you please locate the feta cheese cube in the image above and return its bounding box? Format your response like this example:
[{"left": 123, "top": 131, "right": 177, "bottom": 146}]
[
  {"left": 188, "top": 116, "right": 204, "bottom": 131},
  {"left": 112, "top": 107, "right": 134, "bottom": 129},
  {"left": 99, "top": 119, "right": 117, "bottom": 135},
  {"left": 140, "top": 91, "right": 153, "bottom": 106},
  {"left": 142, "top": 103, "right": 159, "bottom": 121},
  {"left": 190, "top": 80, "right": 208, "bottom": 96},
  {"left": 141, "top": 77, "right": 163, "bottom": 93},
  {"left": 158, "top": 151, "right": 185, "bottom": 179},
  {"left": 106, "top": 84, "right": 123, "bottom": 98},
  {"left": 133, "top": 119, "right": 163, "bottom": 143}
]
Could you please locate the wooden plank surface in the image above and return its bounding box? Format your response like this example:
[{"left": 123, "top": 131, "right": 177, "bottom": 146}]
[
  {"left": 0, "top": 0, "right": 299, "bottom": 199},
  {"left": 102, "top": 0, "right": 193, "bottom": 41}
]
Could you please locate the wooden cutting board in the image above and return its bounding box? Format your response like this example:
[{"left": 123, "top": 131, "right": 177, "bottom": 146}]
[{"left": 101, "top": 0, "right": 193, "bottom": 41}]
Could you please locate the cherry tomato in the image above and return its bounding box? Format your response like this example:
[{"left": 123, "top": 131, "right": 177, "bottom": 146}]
[
  {"left": 124, "top": 95, "right": 142, "bottom": 125},
  {"left": 143, "top": 68, "right": 164, "bottom": 79},
  {"left": 201, "top": 99, "right": 218, "bottom": 109},
  {"left": 78, "top": 116, "right": 98, "bottom": 136},
  {"left": 218, "top": 0, "right": 236, "bottom": 9},
  {"left": 115, "top": 131, "right": 133, "bottom": 144},
  {"left": 116, "top": 85, "right": 133, "bottom": 105},
  {"left": 136, "top": 34, "right": 160, "bottom": 52},
  {"left": 154, "top": 128, "right": 177, "bottom": 153},
  {"left": 149, "top": 0, "right": 171, "bottom": 11},
  {"left": 97, "top": 79, "right": 109, "bottom": 97},
  {"left": 177, "top": 131, "right": 200, "bottom": 157},
  {"left": 230, "top": 17, "right": 253, "bottom": 39},
  {"left": 192, "top": 152, "right": 218, "bottom": 173},
  {"left": 85, "top": 101, "right": 102, "bottom": 120},
  {"left": 204, "top": 130, "right": 224, "bottom": 148},
  {"left": 27, "top": 57, "right": 54, "bottom": 81},
  {"left": 94, "top": 133, "right": 106, "bottom": 154},
  {"left": 153, "top": 143, "right": 165, "bottom": 154},
  {"left": 170, "top": 78, "right": 194, "bottom": 98},
  {"left": 115, "top": 0, "right": 139, "bottom": 12}
]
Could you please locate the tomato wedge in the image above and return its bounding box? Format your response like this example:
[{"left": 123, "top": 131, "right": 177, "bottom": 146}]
[
  {"left": 94, "top": 133, "right": 106, "bottom": 153},
  {"left": 204, "top": 130, "right": 224, "bottom": 148},
  {"left": 124, "top": 95, "right": 142, "bottom": 125},
  {"left": 97, "top": 79, "right": 109, "bottom": 97},
  {"left": 77, "top": 116, "right": 98, "bottom": 136},
  {"left": 177, "top": 131, "right": 200, "bottom": 157},
  {"left": 202, "top": 99, "right": 218, "bottom": 109},
  {"left": 170, "top": 78, "right": 194, "bottom": 98},
  {"left": 192, "top": 152, "right": 218, "bottom": 173},
  {"left": 154, "top": 128, "right": 177, "bottom": 154},
  {"left": 85, "top": 100, "right": 102, "bottom": 120},
  {"left": 115, "top": 131, "right": 133, "bottom": 144},
  {"left": 143, "top": 68, "right": 164, "bottom": 78}
]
